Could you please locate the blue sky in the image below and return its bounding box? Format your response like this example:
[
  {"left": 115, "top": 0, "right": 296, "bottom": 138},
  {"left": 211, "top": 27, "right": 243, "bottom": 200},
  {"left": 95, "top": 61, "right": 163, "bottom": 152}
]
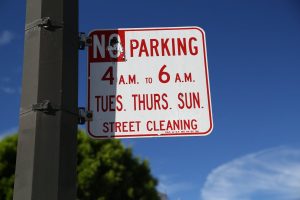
[{"left": 1, "top": 0, "right": 300, "bottom": 199}]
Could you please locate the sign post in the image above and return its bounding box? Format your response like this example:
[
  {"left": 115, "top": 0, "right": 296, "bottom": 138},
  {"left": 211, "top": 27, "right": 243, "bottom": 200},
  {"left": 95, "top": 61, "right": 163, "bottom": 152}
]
[
  {"left": 13, "top": 0, "right": 78, "bottom": 199},
  {"left": 88, "top": 27, "right": 213, "bottom": 138}
]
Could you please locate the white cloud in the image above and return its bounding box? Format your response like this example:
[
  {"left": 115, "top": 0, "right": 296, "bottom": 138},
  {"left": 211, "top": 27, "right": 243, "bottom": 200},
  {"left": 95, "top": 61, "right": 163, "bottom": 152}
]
[
  {"left": 0, "top": 86, "right": 16, "bottom": 94},
  {"left": 0, "top": 30, "right": 14, "bottom": 46},
  {"left": 158, "top": 174, "right": 196, "bottom": 196},
  {"left": 200, "top": 147, "right": 300, "bottom": 200},
  {"left": 0, "top": 127, "right": 18, "bottom": 140},
  {"left": 0, "top": 77, "right": 11, "bottom": 82}
]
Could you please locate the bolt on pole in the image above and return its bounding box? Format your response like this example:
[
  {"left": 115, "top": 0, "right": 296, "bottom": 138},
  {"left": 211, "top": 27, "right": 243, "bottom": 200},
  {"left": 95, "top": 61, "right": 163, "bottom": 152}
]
[{"left": 13, "top": 0, "right": 78, "bottom": 199}]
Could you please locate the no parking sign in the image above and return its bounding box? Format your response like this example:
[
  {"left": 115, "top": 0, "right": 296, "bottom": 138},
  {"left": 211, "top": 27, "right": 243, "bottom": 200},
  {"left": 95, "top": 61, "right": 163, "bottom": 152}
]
[{"left": 87, "top": 27, "right": 213, "bottom": 138}]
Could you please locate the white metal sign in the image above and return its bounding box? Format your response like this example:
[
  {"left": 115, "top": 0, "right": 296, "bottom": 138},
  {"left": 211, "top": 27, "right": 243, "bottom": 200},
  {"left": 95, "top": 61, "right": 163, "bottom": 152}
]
[{"left": 87, "top": 27, "right": 213, "bottom": 138}]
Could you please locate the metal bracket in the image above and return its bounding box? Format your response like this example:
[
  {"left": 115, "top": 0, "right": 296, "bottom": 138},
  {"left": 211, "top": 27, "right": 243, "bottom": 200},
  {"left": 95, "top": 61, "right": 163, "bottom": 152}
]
[
  {"left": 78, "top": 107, "right": 93, "bottom": 124},
  {"left": 22, "top": 101, "right": 92, "bottom": 124},
  {"left": 32, "top": 100, "right": 59, "bottom": 114},
  {"left": 25, "top": 17, "right": 64, "bottom": 31},
  {"left": 78, "top": 32, "right": 92, "bottom": 50},
  {"left": 31, "top": 100, "right": 78, "bottom": 117}
]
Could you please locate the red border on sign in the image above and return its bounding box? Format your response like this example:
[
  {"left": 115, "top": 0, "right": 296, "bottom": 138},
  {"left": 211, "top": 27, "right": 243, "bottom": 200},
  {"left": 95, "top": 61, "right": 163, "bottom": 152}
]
[{"left": 87, "top": 27, "right": 213, "bottom": 139}]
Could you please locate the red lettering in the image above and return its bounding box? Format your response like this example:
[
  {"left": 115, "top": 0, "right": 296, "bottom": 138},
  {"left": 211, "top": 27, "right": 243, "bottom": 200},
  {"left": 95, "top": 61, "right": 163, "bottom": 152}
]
[
  {"left": 115, "top": 122, "right": 122, "bottom": 132},
  {"left": 130, "top": 39, "right": 139, "bottom": 57},
  {"left": 161, "top": 38, "right": 170, "bottom": 56},
  {"left": 102, "top": 121, "right": 141, "bottom": 133},
  {"left": 177, "top": 92, "right": 201, "bottom": 109},
  {"left": 150, "top": 39, "right": 159, "bottom": 56},
  {"left": 116, "top": 95, "right": 123, "bottom": 111},
  {"left": 147, "top": 121, "right": 153, "bottom": 131},
  {"left": 177, "top": 93, "right": 185, "bottom": 109},
  {"left": 129, "top": 37, "right": 200, "bottom": 58},
  {"left": 161, "top": 93, "right": 169, "bottom": 109},
  {"left": 95, "top": 95, "right": 123, "bottom": 112},
  {"left": 189, "top": 37, "right": 198, "bottom": 55},
  {"left": 146, "top": 119, "right": 198, "bottom": 132},
  {"left": 177, "top": 38, "right": 187, "bottom": 55},
  {"left": 171, "top": 38, "right": 176, "bottom": 56},
  {"left": 138, "top": 39, "right": 149, "bottom": 57},
  {"left": 103, "top": 122, "right": 109, "bottom": 133},
  {"left": 95, "top": 96, "right": 101, "bottom": 112},
  {"left": 153, "top": 94, "right": 161, "bottom": 110},
  {"left": 132, "top": 93, "right": 169, "bottom": 111},
  {"left": 160, "top": 120, "right": 165, "bottom": 131}
]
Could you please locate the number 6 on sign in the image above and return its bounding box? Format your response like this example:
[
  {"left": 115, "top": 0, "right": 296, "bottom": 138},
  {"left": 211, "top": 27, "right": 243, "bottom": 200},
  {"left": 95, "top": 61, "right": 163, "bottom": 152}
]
[{"left": 158, "top": 65, "right": 171, "bottom": 84}]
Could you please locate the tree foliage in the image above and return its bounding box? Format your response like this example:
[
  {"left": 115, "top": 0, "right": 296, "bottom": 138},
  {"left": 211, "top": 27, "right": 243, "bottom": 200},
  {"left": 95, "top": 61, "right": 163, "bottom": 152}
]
[
  {"left": 0, "top": 134, "right": 17, "bottom": 200},
  {"left": 0, "top": 131, "right": 160, "bottom": 200},
  {"left": 77, "top": 131, "right": 160, "bottom": 200}
]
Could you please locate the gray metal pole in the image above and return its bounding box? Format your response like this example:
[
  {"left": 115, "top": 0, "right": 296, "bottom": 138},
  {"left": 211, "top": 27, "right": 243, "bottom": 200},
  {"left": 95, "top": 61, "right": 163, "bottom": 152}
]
[{"left": 13, "top": 0, "right": 78, "bottom": 199}]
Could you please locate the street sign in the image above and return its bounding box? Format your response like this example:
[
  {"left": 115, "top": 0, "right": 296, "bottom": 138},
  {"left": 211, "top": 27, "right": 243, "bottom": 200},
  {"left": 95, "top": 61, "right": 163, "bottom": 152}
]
[{"left": 87, "top": 27, "right": 213, "bottom": 138}]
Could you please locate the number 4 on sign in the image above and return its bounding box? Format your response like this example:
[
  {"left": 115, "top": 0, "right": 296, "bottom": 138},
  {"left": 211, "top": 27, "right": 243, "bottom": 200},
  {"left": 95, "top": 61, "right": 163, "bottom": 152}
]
[{"left": 101, "top": 66, "right": 114, "bottom": 85}]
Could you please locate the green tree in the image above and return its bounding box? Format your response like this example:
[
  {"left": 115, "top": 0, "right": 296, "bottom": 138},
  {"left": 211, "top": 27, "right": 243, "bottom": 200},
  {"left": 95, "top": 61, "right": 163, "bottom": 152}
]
[
  {"left": 77, "top": 131, "right": 160, "bottom": 200},
  {"left": 0, "top": 131, "right": 160, "bottom": 200},
  {"left": 0, "top": 134, "right": 17, "bottom": 200}
]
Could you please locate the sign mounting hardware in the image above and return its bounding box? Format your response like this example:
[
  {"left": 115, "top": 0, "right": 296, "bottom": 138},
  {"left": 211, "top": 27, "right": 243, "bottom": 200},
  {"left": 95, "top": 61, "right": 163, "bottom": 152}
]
[
  {"left": 79, "top": 32, "right": 92, "bottom": 50},
  {"left": 25, "top": 17, "right": 63, "bottom": 31},
  {"left": 78, "top": 107, "right": 93, "bottom": 125}
]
